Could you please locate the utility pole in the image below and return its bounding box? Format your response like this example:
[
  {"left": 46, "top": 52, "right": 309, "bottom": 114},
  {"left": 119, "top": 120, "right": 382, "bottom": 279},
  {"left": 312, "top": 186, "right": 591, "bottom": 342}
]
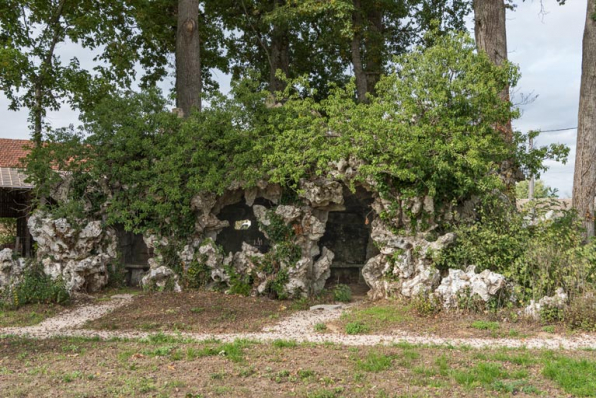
[{"left": 528, "top": 136, "right": 534, "bottom": 200}]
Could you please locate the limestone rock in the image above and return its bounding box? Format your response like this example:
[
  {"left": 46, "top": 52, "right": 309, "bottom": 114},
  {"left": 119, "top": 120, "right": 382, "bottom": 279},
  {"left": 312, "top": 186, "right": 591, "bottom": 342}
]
[
  {"left": 0, "top": 249, "right": 26, "bottom": 289},
  {"left": 300, "top": 180, "right": 344, "bottom": 207},
  {"left": 310, "top": 247, "right": 334, "bottom": 294},
  {"left": 28, "top": 211, "right": 117, "bottom": 293},
  {"left": 524, "top": 288, "right": 568, "bottom": 320},
  {"left": 275, "top": 205, "right": 302, "bottom": 223},
  {"left": 435, "top": 267, "right": 507, "bottom": 308},
  {"left": 141, "top": 266, "right": 181, "bottom": 292}
]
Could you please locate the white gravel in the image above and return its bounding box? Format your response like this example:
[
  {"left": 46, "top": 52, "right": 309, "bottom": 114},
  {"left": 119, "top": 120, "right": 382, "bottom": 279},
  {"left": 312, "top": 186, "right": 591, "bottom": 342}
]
[{"left": 3, "top": 295, "right": 596, "bottom": 350}]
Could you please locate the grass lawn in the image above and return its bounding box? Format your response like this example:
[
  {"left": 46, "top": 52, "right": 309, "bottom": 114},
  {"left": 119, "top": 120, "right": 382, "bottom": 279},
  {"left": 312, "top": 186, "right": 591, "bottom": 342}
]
[
  {"left": 331, "top": 298, "right": 574, "bottom": 339},
  {"left": 0, "top": 303, "right": 66, "bottom": 328},
  {"left": 0, "top": 335, "right": 594, "bottom": 397}
]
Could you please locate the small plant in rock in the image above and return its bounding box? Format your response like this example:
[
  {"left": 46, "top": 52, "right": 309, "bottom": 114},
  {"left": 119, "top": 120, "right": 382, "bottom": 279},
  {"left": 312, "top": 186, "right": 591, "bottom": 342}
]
[
  {"left": 412, "top": 291, "right": 442, "bottom": 316},
  {"left": 1, "top": 261, "right": 69, "bottom": 309},
  {"left": 314, "top": 322, "right": 327, "bottom": 332},
  {"left": 333, "top": 284, "right": 352, "bottom": 303},
  {"left": 345, "top": 321, "right": 369, "bottom": 335}
]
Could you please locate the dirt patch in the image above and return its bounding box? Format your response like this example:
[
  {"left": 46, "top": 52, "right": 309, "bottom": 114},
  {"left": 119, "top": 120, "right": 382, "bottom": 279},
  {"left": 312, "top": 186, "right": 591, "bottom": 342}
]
[
  {"left": 0, "top": 304, "right": 67, "bottom": 328},
  {"left": 330, "top": 298, "right": 582, "bottom": 340},
  {"left": 0, "top": 336, "right": 590, "bottom": 397},
  {"left": 86, "top": 291, "right": 301, "bottom": 333}
]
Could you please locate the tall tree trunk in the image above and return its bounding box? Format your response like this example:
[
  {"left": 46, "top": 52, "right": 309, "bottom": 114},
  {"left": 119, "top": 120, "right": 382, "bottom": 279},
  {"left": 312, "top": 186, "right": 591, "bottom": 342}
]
[
  {"left": 176, "top": 0, "right": 201, "bottom": 117},
  {"left": 473, "top": 0, "right": 512, "bottom": 141},
  {"left": 572, "top": 1, "right": 596, "bottom": 238},
  {"left": 269, "top": 0, "right": 289, "bottom": 93},
  {"left": 351, "top": 0, "right": 368, "bottom": 103},
  {"left": 364, "top": 5, "right": 383, "bottom": 97}
]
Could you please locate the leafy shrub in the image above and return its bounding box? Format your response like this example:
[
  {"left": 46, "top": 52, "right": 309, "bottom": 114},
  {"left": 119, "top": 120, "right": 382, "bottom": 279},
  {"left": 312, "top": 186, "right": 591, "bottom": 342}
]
[
  {"left": 184, "top": 260, "right": 211, "bottom": 289},
  {"left": 333, "top": 284, "right": 352, "bottom": 303},
  {"left": 564, "top": 292, "right": 596, "bottom": 331},
  {"left": 345, "top": 321, "right": 369, "bottom": 335},
  {"left": 412, "top": 291, "right": 442, "bottom": 316},
  {"left": 1, "top": 262, "right": 69, "bottom": 309},
  {"left": 437, "top": 197, "right": 595, "bottom": 304}
]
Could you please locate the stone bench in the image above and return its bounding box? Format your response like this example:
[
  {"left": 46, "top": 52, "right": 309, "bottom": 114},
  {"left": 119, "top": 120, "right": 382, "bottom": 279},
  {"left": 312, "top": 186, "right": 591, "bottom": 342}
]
[{"left": 124, "top": 263, "right": 150, "bottom": 286}]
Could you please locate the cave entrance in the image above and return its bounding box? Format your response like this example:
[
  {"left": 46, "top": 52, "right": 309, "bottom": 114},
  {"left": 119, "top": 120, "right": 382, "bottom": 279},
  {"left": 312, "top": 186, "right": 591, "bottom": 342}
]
[
  {"left": 116, "top": 229, "right": 152, "bottom": 286},
  {"left": 216, "top": 198, "right": 272, "bottom": 255},
  {"left": 319, "top": 186, "right": 377, "bottom": 289}
]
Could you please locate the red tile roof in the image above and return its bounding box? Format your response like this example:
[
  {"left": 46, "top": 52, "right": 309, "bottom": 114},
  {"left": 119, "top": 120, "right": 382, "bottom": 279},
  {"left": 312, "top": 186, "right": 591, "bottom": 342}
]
[{"left": 0, "top": 139, "right": 31, "bottom": 168}]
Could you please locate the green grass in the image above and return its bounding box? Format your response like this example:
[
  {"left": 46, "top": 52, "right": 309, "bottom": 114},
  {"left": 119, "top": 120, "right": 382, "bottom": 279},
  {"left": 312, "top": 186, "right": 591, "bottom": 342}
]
[
  {"left": 451, "top": 362, "right": 523, "bottom": 388},
  {"left": 314, "top": 322, "right": 327, "bottom": 332},
  {"left": 355, "top": 351, "right": 395, "bottom": 372},
  {"left": 272, "top": 339, "right": 298, "bottom": 348},
  {"left": 470, "top": 321, "right": 500, "bottom": 331},
  {"left": 543, "top": 355, "right": 596, "bottom": 396},
  {"left": 345, "top": 321, "right": 369, "bottom": 335}
]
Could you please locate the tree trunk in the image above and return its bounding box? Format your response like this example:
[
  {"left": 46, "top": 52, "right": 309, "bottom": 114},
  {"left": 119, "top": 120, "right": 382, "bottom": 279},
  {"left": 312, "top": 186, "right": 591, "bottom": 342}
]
[
  {"left": 572, "top": 1, "right": 596, "bottom": 238},
  {"left": 269, "top": 0, "right": 290, "bottom": 93},
  {"left": 473, "top": 0, "right": 512, "bottom": 141},
  {"left": 364, "top": 5, "right": 383, "bottom": 97},
  {"left": 176, "top": 0, "right": 201, "bottom": 117},
  {"left": 351, "top": 0, "right": 368, "bottom": 103}
]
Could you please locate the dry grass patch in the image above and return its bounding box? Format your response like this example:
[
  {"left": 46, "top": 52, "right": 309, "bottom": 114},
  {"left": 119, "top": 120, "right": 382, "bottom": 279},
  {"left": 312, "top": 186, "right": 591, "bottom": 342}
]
[
  {"left": 85, "top": 290, "right": 300, "bottom": 333},
  {"left": 1, "top": 336, "right": 590, "bottom": 397}
]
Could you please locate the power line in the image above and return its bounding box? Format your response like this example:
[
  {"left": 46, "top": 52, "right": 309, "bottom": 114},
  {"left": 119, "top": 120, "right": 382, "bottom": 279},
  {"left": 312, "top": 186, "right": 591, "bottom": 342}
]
[{"left": 539, "top": 127, "right": 577, "bottom": 133}]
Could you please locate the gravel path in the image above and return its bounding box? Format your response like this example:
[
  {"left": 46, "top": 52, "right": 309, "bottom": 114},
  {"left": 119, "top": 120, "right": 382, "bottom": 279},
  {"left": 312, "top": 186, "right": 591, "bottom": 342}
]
[{"left": 2, "top": 296, "right": 596, "bottom": 350}]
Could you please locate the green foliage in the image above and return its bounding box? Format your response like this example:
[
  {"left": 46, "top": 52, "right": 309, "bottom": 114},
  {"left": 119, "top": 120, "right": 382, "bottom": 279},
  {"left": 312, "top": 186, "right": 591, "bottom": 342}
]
[
  {"left": 1, "top": 262, "right": 69, "bottom": 309},
  {"left": 412, "top": 291, "right": 442, "bottom": 316},
  {"left": 436, "top": 196, "right": 595, "bottom": 303},
  {"left": 345, "top": 321, "right": 369, "bottom": 335},
  {"left": 563, "top": 292, "right": 596, "bottom": 331},
  {"left": 184, "top": 260, "right": 212, "bottom": 290},
  {"left": 0, "top": 218, "right": 16, "bottom": 246},
  {"left": 332, "top": 284, "right": 352, "bottom": 303},
  {"left": 515, "top": 179, "right": 558, "bottom": 199}
]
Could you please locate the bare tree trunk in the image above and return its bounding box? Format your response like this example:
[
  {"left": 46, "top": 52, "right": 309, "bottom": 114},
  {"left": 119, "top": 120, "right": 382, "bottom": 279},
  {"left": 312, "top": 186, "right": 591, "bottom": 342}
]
[
  {"left": 364, "top": 5, "right": 383, "bottom": 98},
  {"left": 473, "top": 0, "right": 512, "bottom": 141},
  {"left": 572, "top": 1, "right": 596, "bottom": 238},
  {"left": 351, "top": 0, "right": 368, "bottom": 103},
  {"left": 269, "top": 2, "right": 290, "bottom": 94},
  {"left": 176, "top": 0, "right": 201, "bottom": 117}
]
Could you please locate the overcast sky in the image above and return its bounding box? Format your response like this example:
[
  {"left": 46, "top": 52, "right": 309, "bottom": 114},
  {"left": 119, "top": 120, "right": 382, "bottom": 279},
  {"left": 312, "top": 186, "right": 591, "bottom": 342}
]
[{"left": 0, "top": 0, "right": 587, "bottom": 197}]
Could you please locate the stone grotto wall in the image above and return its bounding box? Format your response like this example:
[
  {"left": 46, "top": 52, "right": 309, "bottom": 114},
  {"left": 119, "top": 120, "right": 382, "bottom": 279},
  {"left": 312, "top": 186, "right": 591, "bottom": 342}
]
[
  {"left": 137, "top": 177, "right": 508, "bottom": 307},
  {"left": 26, "top": 211, "right": 118, "bottom": 293}
]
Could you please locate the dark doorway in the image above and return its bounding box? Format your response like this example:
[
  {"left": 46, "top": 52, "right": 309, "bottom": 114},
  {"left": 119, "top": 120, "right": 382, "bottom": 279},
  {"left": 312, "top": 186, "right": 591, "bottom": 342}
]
[
  {"left": 216, "top": 198, "right": 272, "bottom": 255},
  {"left": 319, "top": 186, "right": 377, "bottom": 285}
]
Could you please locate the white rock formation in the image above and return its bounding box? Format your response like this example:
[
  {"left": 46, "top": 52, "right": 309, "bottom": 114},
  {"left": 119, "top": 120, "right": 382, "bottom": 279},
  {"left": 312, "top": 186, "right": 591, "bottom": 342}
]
[
  {"left": 0, "top": 248, "right": 26, "bottom": 289},
  {"left": 140, "top": 266, "right": 181, "bottom": 292},
  {"left": 524, "top": 288, "right": 568, "bottom": 320},
  {"left": 28, "top": 211, "right": 117, "bottom": 293},
  {"left": 434, "top": 267, "right": 507, "bottom": 308}
]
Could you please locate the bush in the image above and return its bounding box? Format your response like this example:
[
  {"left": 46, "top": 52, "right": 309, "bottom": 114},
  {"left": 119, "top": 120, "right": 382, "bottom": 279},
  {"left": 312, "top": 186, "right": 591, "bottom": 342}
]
[
  {"left": 412, "top": 291, "right": 442, "bottom": 316},
  {"left": 436, "top": 197, "right": 596, "bottom": 304},
  {"left": 564, "top": 291, "right": 596, "bottom": 331},
  {"left": 333, "top": 284, "right": 352, "bottom": 303},
  {"left": 1, "top": 262, "right": 69, "bottom": 309},
  {"left": 345, "top": 321, "right": 369, "bottom": 335}
]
